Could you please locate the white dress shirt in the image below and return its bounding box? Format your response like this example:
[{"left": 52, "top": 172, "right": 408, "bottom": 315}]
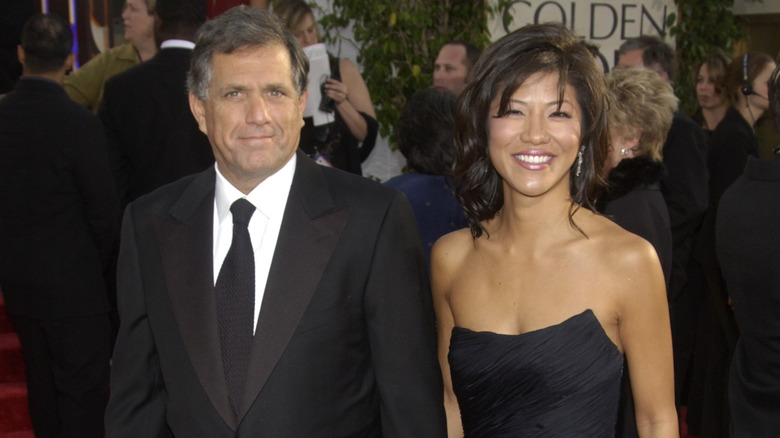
[
  {"left": 212, "top": 155, "right": 296, "bottom": 334},
  {"left": 159, "top": 39, "right": 196, "bottom": 50}
]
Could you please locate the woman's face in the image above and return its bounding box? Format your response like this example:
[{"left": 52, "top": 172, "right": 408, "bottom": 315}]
[
  {"left": 748, "top": 61, "right": 778, "bottom": 111},
  {"left": 488, "top": 72, "right": 583, "bottom": 200},
  {"left": 293, "top": 13, "right": 319, "bottom": 48},
  {"left": 696, "top": 63, "right": 726, "bottom": 110},
  {"left": 122, "top": 0, "right": 154, "bottom": 46}
]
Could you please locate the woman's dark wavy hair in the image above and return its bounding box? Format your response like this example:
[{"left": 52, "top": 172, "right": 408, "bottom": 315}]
[{"left": 453, "top": 23, "right": 609, "bottom": 239}]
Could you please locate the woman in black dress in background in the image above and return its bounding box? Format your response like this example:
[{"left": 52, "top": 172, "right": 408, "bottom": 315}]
[
  {"left": 274, "top": 0, "right": 378, "bottom": 174},
  {"left": 431, "top": 24, "right": 677, "bottom": 437}
]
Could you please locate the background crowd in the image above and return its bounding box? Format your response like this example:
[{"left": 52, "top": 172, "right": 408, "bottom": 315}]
[{"left": 0, "top": 0, "right": 779, "bottom": 437}]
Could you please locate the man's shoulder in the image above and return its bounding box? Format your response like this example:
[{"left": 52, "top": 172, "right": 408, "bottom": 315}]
[
  {"left": 129, "top": 168, "right": 215, "bottom": 215},
  {"left": 307, "top": 162, "right": 400, "bottom": 206},
  {"left": 1, "top": 79, "right": 97, "bottom": 122}
]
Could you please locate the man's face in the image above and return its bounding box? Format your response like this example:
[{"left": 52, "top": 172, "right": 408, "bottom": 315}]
[
  {"left": 122, "top": 0, "right": 154, "bottom": 45},
  {"left": 616, "top": 48, "right": 644, "bottom": 69},
  {"left": 617, "top": 47, "right": 668, "bottom": 80},
  {"left": 433, "top": 44, "right": 469, "bottom": 95},
  {"left": 189, "top": 44, "right": 307, "bottom": 194}
]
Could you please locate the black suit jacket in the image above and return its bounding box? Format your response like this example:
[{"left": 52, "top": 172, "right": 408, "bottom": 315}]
[
  {"left": 99, "top": 47, "right": 214, "bottom": 207},
  {"left": 660, "top": 111, "right": 709, "bottom": 301},
  {"left": 0, "top": 77, "right": 120, "bottom": 319},
  {"left": 717, "top": 157, "right": 780, "bottom": 436},
  {"left": 105, "top": 152, "right": 447, "bottom": 437}
]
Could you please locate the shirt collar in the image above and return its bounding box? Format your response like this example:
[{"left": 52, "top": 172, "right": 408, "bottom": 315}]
[
  {"left": 214, "top": 154, "right": 297, "bottom": 224},
  {"left": 160, "top": 39, "right": 195, "bottom": 50}
]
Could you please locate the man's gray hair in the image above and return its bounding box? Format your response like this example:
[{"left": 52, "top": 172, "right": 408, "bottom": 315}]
[
  {"left": 187, "top": 6, "right": 309, "bottom": 101},
  {"left": 617, "top": 35, "right": 675, "bottom": 82}
]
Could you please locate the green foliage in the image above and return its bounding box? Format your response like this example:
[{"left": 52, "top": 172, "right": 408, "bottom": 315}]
[
  {"left": 668, "top": 0, "right": 751, "bottom": 114},
  {"left": 319, "top": 1, "right": 509, "bottom": 144}
]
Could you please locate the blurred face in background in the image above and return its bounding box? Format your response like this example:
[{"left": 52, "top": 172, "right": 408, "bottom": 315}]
[
  {"left": 433, "top": 44, "right": 469, "bottom": 95},
  {"left": 293, "top": 13, "right": 318, "bottom": 48},
  {"left": 696, "top": 63, "right": 726, "bottom": 111},
  {"left": 122, "top": 0, "right": 154, "bottom": 46},
  {"left": 748, "top": 61, "right": 777, "bottom": 112}
]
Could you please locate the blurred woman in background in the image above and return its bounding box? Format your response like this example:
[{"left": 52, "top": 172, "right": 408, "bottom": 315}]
[
  {"left": 64, "top": 0, "right": 157, "bottom": 112},
  {"left": 274, "top": 0, "right": 377, "bottom": 175},
  {"left": 692, "top": 49, "right": 731, "bottom": 134}
]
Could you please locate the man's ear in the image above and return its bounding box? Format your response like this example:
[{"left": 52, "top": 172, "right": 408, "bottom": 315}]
[
  {"left": 16, "top": 45, "right": 24, "bottom": 65},
  {"left": 189, "top": 92, "right": 208, "bottom": 135},
  {"left": 298, "top": 88, "right": 308, "bottom": 113},
  {"left": 64, "top": 53, "right": 75, "bottom": 71},
  {"left": 297, "top": 89, "right": 308, "bottom": 128}
]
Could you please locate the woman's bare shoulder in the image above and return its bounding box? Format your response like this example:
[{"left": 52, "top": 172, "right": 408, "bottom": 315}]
[
  {"left": 432, "top": 228, "right": 473, "bottom": 262},
  {"left": 572, "top": 211, "right": 658, "bottom": 271}
]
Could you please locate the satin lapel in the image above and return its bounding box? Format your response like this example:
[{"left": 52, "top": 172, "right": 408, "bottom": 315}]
[
  {"left": 238, "top": 153, "right": 349, "bottom": 417},
  {"left": 152, "top": 169, "right": 236, "bottom": 429}
]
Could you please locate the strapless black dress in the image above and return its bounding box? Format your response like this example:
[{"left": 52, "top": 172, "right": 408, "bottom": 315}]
[{"left": 449, "top": 309, "right": 624, "bottom": 437}]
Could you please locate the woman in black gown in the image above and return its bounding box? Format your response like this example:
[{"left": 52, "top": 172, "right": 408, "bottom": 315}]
[{"left": 430, "top": 24, "right": 677, "bottom": 437}]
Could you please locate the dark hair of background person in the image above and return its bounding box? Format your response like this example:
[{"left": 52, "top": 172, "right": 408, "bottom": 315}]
[
  {"left": 20, "top": 13, "right": 72, "bottom": 74},
  {"left": 444, "top": 40, "right": 482, "bottom": 73},
  {"left": 769, "top": 65, "right": 780, "bottom": 138},
  {"left": 397, "top": 88, "right": 457, "bottom": 175},
  {"left": 187, "top": 5, "right": 308, "bottom": 100},
  {"left": 581, "top": 39, "right": 608, "bottom": 73},
  {"left": 273, "top": 0, "right": 314, "bottom": 39},
  {"left": 723, "top": 51, "right": 775, "bottom": 106},
  {"left": 617, "top": 35, "right": 675, "bottom": 82},
  {"left": 453, "top": 22, "right": 610, "bottom": 239},
  {"left": 155, "top": 0, "right": 206, "bottom": 42}
]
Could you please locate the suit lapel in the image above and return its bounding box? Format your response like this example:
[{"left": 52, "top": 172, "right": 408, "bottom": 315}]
[
  {"left": 238, "top": 153, "right": 349, "bottom": 417},
  {"left": 152, "top": 169, "right": 236, "bottom": 429}
]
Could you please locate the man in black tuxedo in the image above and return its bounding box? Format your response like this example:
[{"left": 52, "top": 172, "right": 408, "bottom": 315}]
[
  {"left": 0, "top": 13, "right": 120, "bottom": 437},
  {"left": 99, "top": 0, "right": 213, "bottom": 207},
  {"left": 104, "top": 7, "right": 447, "bottom": 437}
]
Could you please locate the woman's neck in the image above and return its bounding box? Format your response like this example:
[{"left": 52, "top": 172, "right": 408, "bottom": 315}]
[
  {"left": 495, "top": 186, "right": 576, "bottom": 241},
  {"left": 701, "top": 104, "right": 728, "bottom": 130},
  {"left": 736, "top": 97, "right": 765, "bottom": 127},
  {"left": 134, "top": 39, "right": 158, "bottom": 62}
]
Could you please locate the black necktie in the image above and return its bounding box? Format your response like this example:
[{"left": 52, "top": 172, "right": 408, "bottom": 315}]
[{"left": 215, "top": 198, "right": 255, "bottom": 414}]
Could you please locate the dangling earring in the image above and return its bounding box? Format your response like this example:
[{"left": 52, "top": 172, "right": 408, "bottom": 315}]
[{"left": 575, "top": 145, "right": 585, "bottom": 177}]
